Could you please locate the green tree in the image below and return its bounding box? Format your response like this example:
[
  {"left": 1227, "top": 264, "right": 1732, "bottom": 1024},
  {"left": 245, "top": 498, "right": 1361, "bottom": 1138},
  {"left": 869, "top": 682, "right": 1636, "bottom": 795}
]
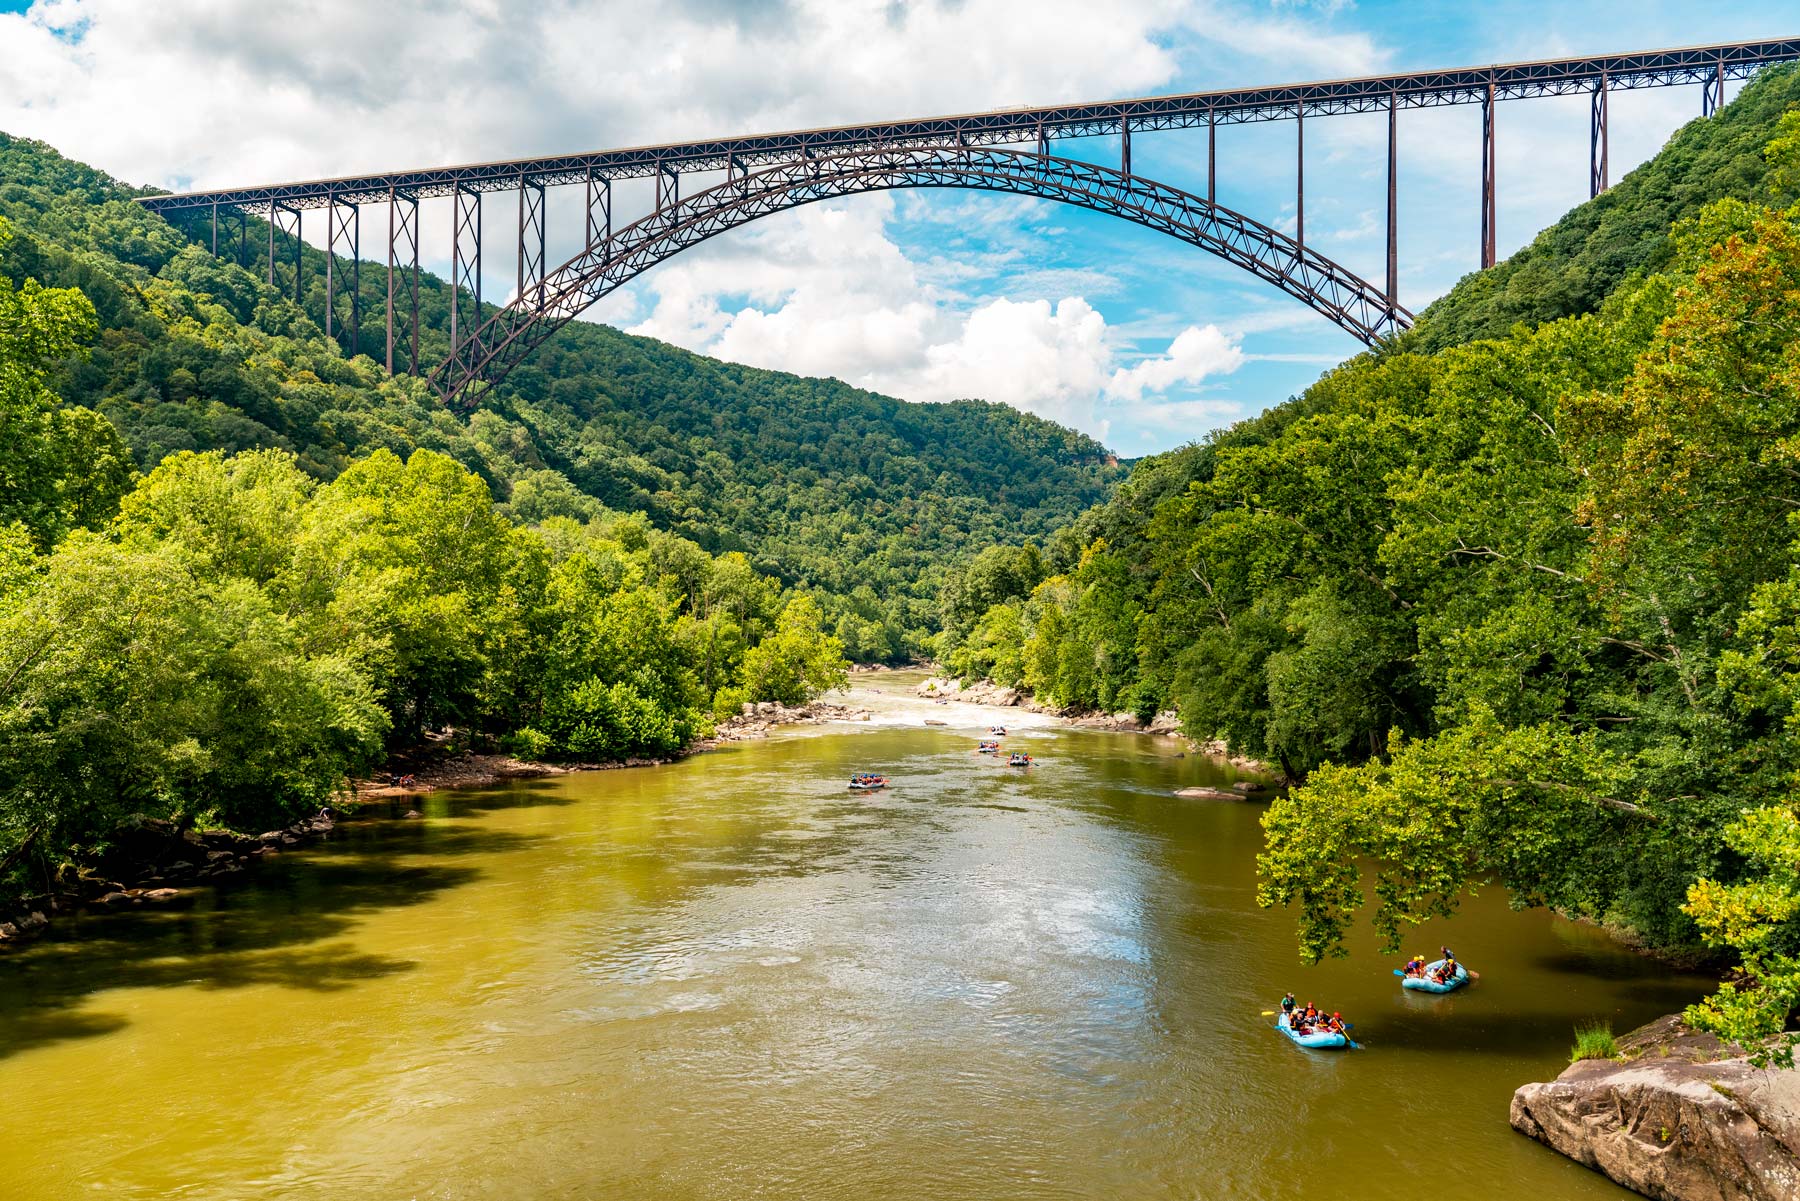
[{"left": 740, "top": 595, "right": 848, "bottom": 705}]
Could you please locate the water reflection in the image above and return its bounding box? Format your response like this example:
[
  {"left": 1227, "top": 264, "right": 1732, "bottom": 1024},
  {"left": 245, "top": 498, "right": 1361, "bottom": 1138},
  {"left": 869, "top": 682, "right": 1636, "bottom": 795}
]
[{"left": 0, "top": 700, "right": 1715, "bottom": 1201}]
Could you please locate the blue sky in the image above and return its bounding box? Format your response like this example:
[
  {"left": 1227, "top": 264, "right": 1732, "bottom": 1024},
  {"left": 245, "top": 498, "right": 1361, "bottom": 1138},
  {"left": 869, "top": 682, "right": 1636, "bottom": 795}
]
[{"left": 0, "top": 1, "right": 1793, "bottom": 454}]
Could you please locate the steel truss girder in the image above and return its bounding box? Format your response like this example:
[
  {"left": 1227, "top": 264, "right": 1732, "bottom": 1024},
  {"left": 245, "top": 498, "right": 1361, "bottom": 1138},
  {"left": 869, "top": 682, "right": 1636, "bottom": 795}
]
[
  {"left": 326, "top": 196, "right": 360, "bottom": 354},
  {"left": 429, "top": 146, "right": 1413, "bottom": 408},
  {"left": 136, "top": 39, "right": 1800, "bottom": 216}
]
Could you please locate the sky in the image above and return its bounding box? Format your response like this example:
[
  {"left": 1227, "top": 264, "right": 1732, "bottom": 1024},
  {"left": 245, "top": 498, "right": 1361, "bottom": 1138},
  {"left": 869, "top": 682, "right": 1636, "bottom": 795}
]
[{"left": 0, "top": 1, "right": 1792, "bottom": 456}]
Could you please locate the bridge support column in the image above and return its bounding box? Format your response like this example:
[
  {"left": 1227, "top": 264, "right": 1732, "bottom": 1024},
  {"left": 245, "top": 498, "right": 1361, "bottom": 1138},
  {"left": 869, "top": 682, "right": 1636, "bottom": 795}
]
[
  {"left": 450, "top": 185, "right": 482, "bottom": 366},
  {"left": 1207, "top": 111, "right": 1215, "bottom": 204},
  {"left": 271, "top": 202, "right": 304, "bottom": 299},
  {"left": 1480, "top": 78, "right": 1497, "bottom": 270},
  {"left": 386, "top": 187, "right": 420, "bottom": 376},
  {"left": 233, "top": 207, "right": 249, "bottom": 269},
  {"left": 1702, "top": 55, "right": 1725, "bottom": 116},
  {"left": 1590, "top": 73, "right": 1609, "bottom": 197},
  {"left": 1386, "top": 91, "right": 1398, "bottom": 314},
  {"left": 326, "top": 195, "right": 360, "bottom": 355},
  {"left": 210, "top": 200, "right": 218, "bottom": 256},
  {"left": 655, "top": 163, "right": 679, "bottom": 211},
  {"left": 518, "top": 178, "right": 546, "bottom": 309},
  {"left": 586, "top": 169, "right": 612, "bottom": 249},
  {"left": 1295, "top": 107, "right": 1304, "bottom": 249},
  {"left": 1120, "top": 119, "right": 1131, "bottom": 177}
]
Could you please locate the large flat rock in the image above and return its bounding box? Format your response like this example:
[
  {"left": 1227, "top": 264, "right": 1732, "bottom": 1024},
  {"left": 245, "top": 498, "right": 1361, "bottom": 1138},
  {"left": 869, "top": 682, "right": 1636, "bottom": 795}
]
[{"left": 1510, "top": 1015, "right": 1800, "bottom": 1201}]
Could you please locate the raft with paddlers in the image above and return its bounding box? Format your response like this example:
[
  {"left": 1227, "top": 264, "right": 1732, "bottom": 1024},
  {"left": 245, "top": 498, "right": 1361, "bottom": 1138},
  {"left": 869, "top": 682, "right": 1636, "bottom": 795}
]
[
  {"left": 977, "top": 740, "right": 1002, "bottom": 753},
  {"left": 990, "top": 726, "right": 1008, "bottom": 736},
  {"left": 1006, "top": 753, "right": 1033, "bottom": 766},
  {"left": 1275, "top": 1011, "right": 1356, "bottom": 1050},
  {"left": 848, "top": 775, "right": 889, "bottom": 791},
  {"left": 1398, "top": 958, "right": 1470, "bottom": 992}
]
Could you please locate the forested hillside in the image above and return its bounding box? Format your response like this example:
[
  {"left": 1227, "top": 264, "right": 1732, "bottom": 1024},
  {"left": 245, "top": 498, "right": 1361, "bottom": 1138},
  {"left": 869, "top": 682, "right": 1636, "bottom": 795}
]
[
  {"left": 0, "top": 134, "right": 1123, "bottom": 659},
  {"left": 0, "top": 125, "right": 1127, "bottom": 914},
  {"left": 936, "top": 64, "right": 1800, "bottom": 1057}
]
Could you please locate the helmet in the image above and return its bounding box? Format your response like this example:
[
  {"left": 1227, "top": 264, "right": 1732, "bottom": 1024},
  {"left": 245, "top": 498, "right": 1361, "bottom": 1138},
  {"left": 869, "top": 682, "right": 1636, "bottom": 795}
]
[{"left": 1332, "top": 1012, "right": 1341, "bottom": 1018}]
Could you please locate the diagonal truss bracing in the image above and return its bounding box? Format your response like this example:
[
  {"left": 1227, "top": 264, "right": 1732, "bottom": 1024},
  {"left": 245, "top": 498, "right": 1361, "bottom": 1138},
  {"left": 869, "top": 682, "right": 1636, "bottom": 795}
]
[{"left": 428, "top": 146, "right": 1411, "bottom": 408}]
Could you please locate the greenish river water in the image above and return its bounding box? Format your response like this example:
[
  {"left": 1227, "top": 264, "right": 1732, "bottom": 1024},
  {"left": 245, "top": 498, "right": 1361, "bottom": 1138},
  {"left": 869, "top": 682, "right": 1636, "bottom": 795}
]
[{"left": 0, "top": 675, "right": 1713, "bottom": 1199}]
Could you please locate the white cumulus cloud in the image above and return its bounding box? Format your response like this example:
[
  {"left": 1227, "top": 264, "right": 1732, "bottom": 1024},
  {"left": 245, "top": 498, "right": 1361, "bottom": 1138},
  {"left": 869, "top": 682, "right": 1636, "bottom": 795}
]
[{"left": 1106, "top": 324, "right": 1245, "bottom": 402}]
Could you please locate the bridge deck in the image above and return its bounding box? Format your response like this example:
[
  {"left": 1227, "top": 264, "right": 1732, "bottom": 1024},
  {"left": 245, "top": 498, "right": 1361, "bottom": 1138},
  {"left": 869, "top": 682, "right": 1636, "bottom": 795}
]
[{"left": 136, "top": 38, "right": 1800, "bottom": 214}]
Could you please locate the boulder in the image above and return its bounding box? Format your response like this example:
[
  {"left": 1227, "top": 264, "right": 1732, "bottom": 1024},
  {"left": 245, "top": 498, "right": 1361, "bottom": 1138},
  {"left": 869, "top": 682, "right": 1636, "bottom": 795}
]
[
  {"left": 18, "top": 911, "right": 48, "bottom": 933},
  {"left": 1510, "top": 1015, "right": 1800, "bottom": 1201},
  {"left": 93, "top": 891, "right": 134, "bottom": 909},
  {"left": 1174, "top": 787, "right": 1244, "bottom": 801},
  {"left": 142, "top": 888, "right": 183, "bottom": 903}
]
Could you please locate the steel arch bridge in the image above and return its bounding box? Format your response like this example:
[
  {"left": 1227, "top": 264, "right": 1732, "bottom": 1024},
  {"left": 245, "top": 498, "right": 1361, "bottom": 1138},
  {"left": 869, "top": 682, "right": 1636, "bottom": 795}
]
[
  {"left": 435, "top": 145, "right": 1403, "bottom": 405},
  {"left": 135, "top": 36, "right": 1800, "bottom": 411}
]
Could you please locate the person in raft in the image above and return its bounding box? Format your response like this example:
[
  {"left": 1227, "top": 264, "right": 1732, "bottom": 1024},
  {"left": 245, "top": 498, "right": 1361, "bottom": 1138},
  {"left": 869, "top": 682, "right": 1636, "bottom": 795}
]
[
  {"left": 1401, "top": 953, "right": 1426, "bottom": 977},
  {"left": 1326, "top": 1012, "right": 1346, "bottom": 1035},
  {"left": 1433, "top": 955, "right": 1458, "bottom": 984},
  {"left": 1280, "top": 993, "right": 1297, "bottom": 1017}
]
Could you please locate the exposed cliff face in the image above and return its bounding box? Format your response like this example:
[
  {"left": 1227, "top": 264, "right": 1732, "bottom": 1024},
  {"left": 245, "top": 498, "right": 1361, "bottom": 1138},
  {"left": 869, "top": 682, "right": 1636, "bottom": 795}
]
[{"left": 1510, "top": 1016, "right": 1800, "bottom": 1201}]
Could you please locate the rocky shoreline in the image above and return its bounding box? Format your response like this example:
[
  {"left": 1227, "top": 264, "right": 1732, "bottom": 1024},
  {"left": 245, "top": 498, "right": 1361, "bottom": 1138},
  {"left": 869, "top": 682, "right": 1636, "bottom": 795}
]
[
  {"left": 0, "top": 807, "right": 351, "bottom": 949},
  {"left": 697, "top": 699, "right": 872, "bottom": 746},
  {"left": 1511, "top": 1015, "right": 1800, "bottom": 1200},
  {"left": 915, "top": 675, "right": 1277, "bottom": 776}
]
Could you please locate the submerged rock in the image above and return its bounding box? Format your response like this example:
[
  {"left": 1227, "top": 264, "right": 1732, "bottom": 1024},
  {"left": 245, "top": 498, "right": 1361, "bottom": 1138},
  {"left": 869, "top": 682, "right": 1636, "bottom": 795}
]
[{"left": 1510, "top": 1014, "right": 1800, "bottom": 1201}]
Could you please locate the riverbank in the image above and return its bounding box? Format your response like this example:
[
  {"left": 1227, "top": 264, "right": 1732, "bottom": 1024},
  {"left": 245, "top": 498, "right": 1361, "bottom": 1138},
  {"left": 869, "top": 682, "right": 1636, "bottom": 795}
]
[
  {"left": 914, "top": 674, "right": 1279, "bottom": 776},
  {"left": 0, "top": 807, "right": 349, "bottom": 949},
  {"left": 0, "top": 699, "right": 879, "bottom": 951}
]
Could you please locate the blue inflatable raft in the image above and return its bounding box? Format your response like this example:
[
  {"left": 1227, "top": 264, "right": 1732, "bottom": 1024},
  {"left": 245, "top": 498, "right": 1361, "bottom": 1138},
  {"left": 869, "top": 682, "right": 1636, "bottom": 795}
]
[
  {"left": 1398, "top": 958, "right": 1469, "bottom": 993},
  {"left": 1275, "top": 1012, "right": 1354, "bottom": 1049}
]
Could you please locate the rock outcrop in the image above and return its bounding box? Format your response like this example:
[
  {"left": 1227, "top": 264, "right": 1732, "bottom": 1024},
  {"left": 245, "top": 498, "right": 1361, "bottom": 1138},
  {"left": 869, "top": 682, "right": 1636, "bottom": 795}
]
[
  {"left": 916, "top": 676, "right": 1029, "bottom": 709},
  {"left": 1510, "top": 1015, "right": 1800, "bottom": 1201},
  {"left": 704, "top": 700, "right": 872, "bottom": 744}
]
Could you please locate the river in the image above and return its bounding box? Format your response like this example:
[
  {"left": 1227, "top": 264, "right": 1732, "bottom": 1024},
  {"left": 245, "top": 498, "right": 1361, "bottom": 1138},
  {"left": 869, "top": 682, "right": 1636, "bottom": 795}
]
[{"left": 0, "top": 673, "right": 1713, "bottom": 1200}]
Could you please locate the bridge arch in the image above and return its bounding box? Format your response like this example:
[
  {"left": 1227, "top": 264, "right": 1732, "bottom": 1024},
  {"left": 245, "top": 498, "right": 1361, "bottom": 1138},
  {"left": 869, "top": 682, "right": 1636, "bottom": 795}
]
[{"left": 433, "top": 145, "right": 1411, "bottom": 407}]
